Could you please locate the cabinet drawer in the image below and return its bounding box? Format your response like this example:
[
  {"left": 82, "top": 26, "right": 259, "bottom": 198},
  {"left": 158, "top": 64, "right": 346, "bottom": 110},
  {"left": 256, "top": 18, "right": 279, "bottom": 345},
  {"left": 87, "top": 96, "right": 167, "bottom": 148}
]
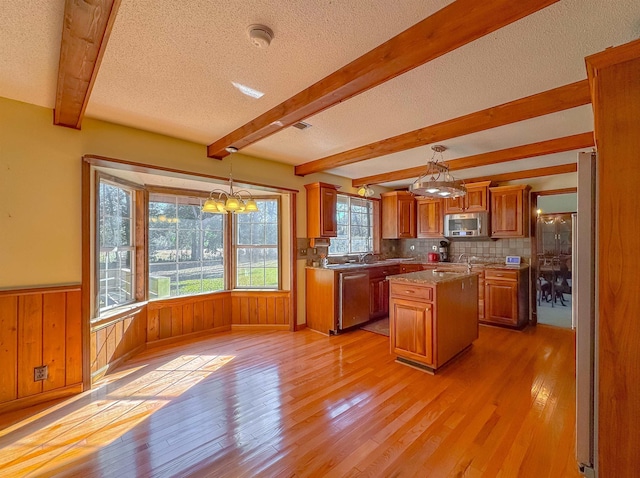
[
  {"left": 390, "top": 283, "right": 433, "bottom": 302},
  {"left": 369, "top": 265, "right": 400, "bottom": 279},
  {"left": 485, "top": 269, "right": 518, "bottom": 281}
]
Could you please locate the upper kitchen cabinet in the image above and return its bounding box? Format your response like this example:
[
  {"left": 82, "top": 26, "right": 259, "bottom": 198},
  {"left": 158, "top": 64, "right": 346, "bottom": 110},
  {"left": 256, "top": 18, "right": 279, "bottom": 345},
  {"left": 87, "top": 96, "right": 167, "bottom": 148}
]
[
  {"left": 381, "top": 191, "right": 416, "bottom": 239},
  {"left": 416, "top": 198, "right": 444, "bottom": 238},
  {"left": 305, "top": 182, "right": 338, "bottom": 238},
  {"left": 490, "top": 185, "right": 531, "bottom": 238},
  {"left": 444, "top": 181, "right": 492, "bottom": 214}
]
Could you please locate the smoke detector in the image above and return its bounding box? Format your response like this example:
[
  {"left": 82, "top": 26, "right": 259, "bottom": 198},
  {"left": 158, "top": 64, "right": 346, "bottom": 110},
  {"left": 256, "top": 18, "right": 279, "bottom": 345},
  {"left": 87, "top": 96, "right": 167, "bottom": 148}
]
[{"left": 247, "top": 25, "right": 274, "bottom": 49}]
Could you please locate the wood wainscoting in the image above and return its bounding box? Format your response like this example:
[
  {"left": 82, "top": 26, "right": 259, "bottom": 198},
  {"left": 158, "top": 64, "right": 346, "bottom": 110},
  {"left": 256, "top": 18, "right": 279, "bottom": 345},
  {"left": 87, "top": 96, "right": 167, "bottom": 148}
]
[
  {"left": 0, "top": 285, "right": 83, "bottom": 415},
  {"left": 146, "top": 292, "right": 233, "bottom": 346},
  {"left": 231, "top": 290, "right": 291, "bottom": 330},
  {"left": 90, "top": 306, "right": 147, "bottom": 382}
]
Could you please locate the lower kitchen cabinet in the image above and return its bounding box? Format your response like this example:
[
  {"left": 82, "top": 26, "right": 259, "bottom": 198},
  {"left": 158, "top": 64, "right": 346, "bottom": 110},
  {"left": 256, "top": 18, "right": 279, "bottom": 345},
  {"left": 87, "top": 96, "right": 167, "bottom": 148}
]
[
  {"left": 483, "top": 267, "right": 529, "bottom": 328},
  {"left": 389, "top": 274, "right": 478, "bottom": 372},
  {"left": 390, "top": 295, "right": 434, "bottom": 365},
  {"left": 369, "top": 264, "right": 399, "bottom": 319}
]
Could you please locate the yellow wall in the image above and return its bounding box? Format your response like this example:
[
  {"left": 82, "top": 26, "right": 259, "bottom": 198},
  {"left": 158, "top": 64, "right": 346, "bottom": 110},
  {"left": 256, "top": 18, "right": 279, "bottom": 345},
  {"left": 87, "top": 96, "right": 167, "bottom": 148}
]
[{"left": 0, "top": 97, "right": 355, "bottom": 297}]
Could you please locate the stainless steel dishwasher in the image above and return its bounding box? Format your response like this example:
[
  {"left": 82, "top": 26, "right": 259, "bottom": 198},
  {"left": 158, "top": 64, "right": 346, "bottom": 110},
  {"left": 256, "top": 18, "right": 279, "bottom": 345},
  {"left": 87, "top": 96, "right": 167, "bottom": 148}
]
[{"left": 338, "top": 270, "right": 370, "bottom": 330}]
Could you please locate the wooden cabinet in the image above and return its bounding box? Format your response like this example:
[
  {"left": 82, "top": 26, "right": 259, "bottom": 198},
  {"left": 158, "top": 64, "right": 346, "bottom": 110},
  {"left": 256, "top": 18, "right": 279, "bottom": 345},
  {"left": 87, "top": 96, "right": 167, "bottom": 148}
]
[
  {"left": 389, "top": 275, "right": 478, "bottom": 372},
  {"left": 416, "top": 198, "right": 444, "bottom": 238},
  {"left": 368, "top": 265, "right": 399, "bottom": 319},
  {"left": 381, "top": 191, "right": 416, "bottom": 239},
  {"left": 390, "top": 296, "right": 434, "bottom": 365},
  {"left": 444, "top": 181, "right": 491, "bottom": 214},
  {"left": 399, "top": 263, "right": 423, "bottom": 274},
  {"left": 483, "top": 268, "right": 529, "bottom": 328},
  {"left": 305, "top": 182, "right": 338, "bottom": 238},
  {"left": 490, "top": 185, "right": 531, "bottom": 238}
]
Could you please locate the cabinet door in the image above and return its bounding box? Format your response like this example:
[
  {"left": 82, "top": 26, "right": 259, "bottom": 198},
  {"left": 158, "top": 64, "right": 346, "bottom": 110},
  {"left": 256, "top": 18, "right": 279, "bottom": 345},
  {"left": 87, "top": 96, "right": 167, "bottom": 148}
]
[
  {"left": 389, "top": 297, "right": 433, "bottom": 365},
  {"left": 417, "top": 199, "right": 443, "bottom": 238},
  {"left": 321, "top": 186, "right": 338, "bottom": 237},
  {"left": 484, "top": 280, "right": 518, "bottom": 325},
  {"left": 397, "top": 195, "right": 416, "bottom": 238},
  {"left": 491, "top": 189, "right": 524, "bottom": 237},
  {"left": 444, "top": 196, "right": 466, "bottom": 214},
  {"left": 465, "top": 185, "right": 489, "bottom": 212},
  {"left": 444, "top": 182, "right": 489, "bottom": 213},
  {"left": 369, "top": 278, "right": 389, "bottom": 319}
]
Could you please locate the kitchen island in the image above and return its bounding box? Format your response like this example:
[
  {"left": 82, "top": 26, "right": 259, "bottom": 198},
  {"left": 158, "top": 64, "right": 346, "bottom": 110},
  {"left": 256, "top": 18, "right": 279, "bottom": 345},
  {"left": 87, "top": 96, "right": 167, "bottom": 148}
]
[{"left": 388, "top": 270, "right": 479, "bottom": 373}]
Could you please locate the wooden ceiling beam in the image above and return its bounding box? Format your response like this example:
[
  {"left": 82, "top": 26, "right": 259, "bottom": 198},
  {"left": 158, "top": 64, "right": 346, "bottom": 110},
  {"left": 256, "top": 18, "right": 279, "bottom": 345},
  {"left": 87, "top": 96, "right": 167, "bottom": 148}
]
[
  {"left": 352, "top": 132, "right": 594, "bottom": 187},
  {"left": 207, "top": 0, "right": 559, "bottom": 159},
  {"left": 54, "top": 0, "right": 121, "bottom": 129},
  {"left": 297, "top": 79, "right": 591, "bottom": 176},
  {"left": 466, "top": 163, "right": 577, "bottom": 184}
]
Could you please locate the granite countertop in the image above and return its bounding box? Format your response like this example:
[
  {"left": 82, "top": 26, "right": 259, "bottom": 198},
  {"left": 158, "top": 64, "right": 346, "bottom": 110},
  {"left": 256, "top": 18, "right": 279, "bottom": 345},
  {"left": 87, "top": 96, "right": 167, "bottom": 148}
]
[
  {"left": 306, "top": 258, "right": 415, "bottom": 271},
  {"left": 425, "top": 262, "right": 529, "bottom": 271},
  {"left": 387, "top": 270, "right": 479, "bottom": 285}
]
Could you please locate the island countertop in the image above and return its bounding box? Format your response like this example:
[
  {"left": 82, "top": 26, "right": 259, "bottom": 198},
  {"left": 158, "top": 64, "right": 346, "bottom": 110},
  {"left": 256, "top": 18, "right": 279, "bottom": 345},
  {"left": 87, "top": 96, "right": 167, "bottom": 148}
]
[{"left": 387, "top": 270, "right": 479, "bottom": 285}]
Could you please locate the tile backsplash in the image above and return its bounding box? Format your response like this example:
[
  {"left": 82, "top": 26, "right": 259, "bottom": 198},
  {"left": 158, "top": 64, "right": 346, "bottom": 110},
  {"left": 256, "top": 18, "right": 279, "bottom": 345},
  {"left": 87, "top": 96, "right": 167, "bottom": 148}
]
[{"left": 382, "top": 238, "right": 531, "bottom": 264}]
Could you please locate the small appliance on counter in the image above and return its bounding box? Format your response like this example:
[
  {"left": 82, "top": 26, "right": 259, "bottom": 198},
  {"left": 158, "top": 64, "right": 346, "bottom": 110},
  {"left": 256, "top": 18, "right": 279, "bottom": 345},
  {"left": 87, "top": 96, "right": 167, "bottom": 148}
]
[
  {"left": 428, "top": 252, "right": 440, "bottom": 263},
  {"left": 439, "top": 240, "right": 450, "bottom": 262}
]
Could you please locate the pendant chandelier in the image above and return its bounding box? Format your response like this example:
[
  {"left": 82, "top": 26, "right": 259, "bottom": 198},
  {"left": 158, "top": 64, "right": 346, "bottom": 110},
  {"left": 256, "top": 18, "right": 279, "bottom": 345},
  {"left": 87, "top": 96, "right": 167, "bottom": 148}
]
[
  {"left": 201, "top": 157, "right": 258, "bottom": 214},
  {"left": 410, "top": 145, "right": 466, "bottom": 198}
]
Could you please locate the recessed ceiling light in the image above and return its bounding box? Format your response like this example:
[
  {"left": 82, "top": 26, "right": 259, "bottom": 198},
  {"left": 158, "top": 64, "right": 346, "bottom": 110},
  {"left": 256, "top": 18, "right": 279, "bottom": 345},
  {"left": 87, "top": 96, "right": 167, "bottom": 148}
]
[{"left": 231, "top": 82, "right": 264, "bottom": 99}]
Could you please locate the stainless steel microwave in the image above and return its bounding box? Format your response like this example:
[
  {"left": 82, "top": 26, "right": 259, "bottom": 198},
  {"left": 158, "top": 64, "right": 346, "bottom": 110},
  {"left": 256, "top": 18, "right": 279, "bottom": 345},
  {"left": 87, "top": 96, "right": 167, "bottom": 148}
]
[{"left": 444, "top": 212, "right": 489, "bottom": 238}]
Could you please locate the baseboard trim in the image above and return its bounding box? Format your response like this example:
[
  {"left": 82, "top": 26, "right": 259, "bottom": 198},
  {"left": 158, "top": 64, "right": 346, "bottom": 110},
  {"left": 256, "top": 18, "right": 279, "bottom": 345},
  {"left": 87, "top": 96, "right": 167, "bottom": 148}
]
[
  {"left": 146, "top": 326, "right": 232, "bottom": 348},
  {"left": 91, "top": 343, "right": 146, "bottom": 384},
  {"left": 231, "top": 324, "right": 290, "bottom": 331},
  {"left": 0, "top": 383, "right": 83, "bottom": 416}
]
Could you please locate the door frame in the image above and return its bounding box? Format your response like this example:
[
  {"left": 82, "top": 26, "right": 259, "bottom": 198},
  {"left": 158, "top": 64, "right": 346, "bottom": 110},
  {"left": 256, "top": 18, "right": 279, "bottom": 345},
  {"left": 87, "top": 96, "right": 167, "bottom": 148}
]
[{"left": 530, "top": 187, "right": 576, "bottom": 325}]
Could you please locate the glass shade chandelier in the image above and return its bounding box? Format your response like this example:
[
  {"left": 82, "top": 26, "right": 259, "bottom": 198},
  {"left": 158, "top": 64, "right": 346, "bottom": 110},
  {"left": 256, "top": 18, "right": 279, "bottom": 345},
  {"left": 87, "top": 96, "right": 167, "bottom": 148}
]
[
  {"left": 357, "top": 185, "right": 375, "bottom": 197},
  {"left": 410, "top": 145, "right": 466, "bottom": 199},
  {"left": 201, "top": 156, "right": 258, "bottom": 214}
]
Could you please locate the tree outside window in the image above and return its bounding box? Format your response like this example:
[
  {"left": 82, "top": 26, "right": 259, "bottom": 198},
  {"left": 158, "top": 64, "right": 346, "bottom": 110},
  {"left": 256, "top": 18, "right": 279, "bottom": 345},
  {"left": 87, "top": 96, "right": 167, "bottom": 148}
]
[
  {"left": 148, "top": 194, "right": 225, "bottom": 298},
  {"left": 329, "top": 195, "right": 374, "bottom": 255},
  {"left": 97, "top": 180, "right": 135, "bottom": 313},
  {"left": 235, "top": 199, "right": 279, "bottom": 288}
]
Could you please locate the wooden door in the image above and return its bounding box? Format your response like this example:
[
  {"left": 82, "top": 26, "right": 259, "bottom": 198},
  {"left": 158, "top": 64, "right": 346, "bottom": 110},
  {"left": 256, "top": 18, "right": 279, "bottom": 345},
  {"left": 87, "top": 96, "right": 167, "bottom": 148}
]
[
  {"left": 389, "top": 297, "right": 433, "bottom": 365},
  {"left": 444, "top": 196, "right": 466, "bottom": 214},
  {"left": 397, "top": 195, "right": 416, "bottom": 238},
  {"left": 320, "top": 186, "right": 338, "bottom": 237},
  {"left": 491, "top": 189, "right": 522, "bottom": 237},
  {"left": 417, "top": 199, "right": 443, "bottom": 238},
  {"left": 465, "top": 184, "right": 489, "bottom": 212},
  {"left": 369, "top": 278, "right": 389, "bottom": 319},
  {"left": 484, "top": 280, "right": 518, "bottom": 326}
]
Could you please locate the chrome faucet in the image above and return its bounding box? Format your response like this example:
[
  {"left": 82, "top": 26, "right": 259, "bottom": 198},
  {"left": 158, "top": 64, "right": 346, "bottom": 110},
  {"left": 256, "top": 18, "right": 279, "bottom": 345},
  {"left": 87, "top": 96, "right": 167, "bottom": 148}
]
[
  {"left": 458, "top": 253, "right": 472, "bottom": 273},
  {"left": 359, "top": 252, "right": 375, "bottom": 263}
]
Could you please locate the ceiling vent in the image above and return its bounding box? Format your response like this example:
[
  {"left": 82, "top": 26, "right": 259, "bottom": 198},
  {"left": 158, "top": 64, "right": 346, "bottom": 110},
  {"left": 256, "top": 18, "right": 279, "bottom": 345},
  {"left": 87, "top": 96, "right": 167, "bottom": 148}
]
[{"left": 292, "top": 121, "right": 312, "bottom": 130}]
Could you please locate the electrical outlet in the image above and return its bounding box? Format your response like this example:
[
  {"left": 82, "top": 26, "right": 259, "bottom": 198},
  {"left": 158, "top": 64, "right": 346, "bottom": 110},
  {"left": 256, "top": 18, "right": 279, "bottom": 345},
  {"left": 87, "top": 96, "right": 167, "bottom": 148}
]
[
  {"left": 34, "top": 365, "right": 48, "bottom": 381},
  {"left": 300, "top": 248, "right": 307, "bottom": 255},
  {"left": 432, "top": 245, "right": 438, "bottom": 251}
]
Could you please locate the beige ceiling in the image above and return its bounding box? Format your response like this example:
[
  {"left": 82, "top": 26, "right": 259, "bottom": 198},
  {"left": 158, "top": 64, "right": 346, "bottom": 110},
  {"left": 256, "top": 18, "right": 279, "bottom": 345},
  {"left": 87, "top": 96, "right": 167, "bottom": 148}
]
[{"left": 2, "top": 0, "right": 640, "bottom": 189}]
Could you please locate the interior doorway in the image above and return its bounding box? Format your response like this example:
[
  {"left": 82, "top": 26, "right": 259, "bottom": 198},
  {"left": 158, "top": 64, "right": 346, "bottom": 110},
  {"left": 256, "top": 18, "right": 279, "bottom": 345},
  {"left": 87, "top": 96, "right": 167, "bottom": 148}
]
[{"left": 533, "top": 190, "right": 577, "bottom": 329}]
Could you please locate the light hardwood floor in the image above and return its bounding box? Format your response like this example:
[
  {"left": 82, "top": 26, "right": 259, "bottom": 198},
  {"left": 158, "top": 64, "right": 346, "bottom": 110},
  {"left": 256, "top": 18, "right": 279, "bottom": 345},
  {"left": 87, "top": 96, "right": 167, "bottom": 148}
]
[{"left": 0, "top": 324, "right": 580, "bottom": 477}]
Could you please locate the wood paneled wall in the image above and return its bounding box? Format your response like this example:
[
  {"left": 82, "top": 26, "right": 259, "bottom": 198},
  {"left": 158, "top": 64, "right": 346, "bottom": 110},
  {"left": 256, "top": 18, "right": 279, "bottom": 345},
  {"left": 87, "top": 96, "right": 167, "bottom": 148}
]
[
  {"left": 0, "top": 286, "right": 82, "bottom": 413},
  {"left": 90, "top": 306, "right": 146, "bottom": 381},
  {"left": 231, "top": 291, "right": 290, "bottom": 328},
  {"left": 586, "top": 39, "right": 640, "bottom": 477},
  {"left": 147, "top": 292, "right": 232, "bottom": 344}
]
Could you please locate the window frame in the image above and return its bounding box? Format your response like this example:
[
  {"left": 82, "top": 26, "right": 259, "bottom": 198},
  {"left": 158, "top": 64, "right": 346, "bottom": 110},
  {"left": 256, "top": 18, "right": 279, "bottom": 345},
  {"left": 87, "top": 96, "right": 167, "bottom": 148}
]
[
  {"left": 94, "top": 172, "right": 145, "bottom": 319},
  {"left": 329, "top": 193, "right": 376, "bottom": 256},
  {"left": 232, "top": 196, "right": 282, "bottom": 290},
  {"left": 148, "top": 190, "right": 227, "bottom": 299}
]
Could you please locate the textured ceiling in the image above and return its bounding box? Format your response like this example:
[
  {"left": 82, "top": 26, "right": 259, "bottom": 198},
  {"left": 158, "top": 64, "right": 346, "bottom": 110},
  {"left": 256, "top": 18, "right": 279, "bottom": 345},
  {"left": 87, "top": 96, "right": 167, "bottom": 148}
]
[{"left": 2, "top": 0, "right": 640, "bottom": 190}]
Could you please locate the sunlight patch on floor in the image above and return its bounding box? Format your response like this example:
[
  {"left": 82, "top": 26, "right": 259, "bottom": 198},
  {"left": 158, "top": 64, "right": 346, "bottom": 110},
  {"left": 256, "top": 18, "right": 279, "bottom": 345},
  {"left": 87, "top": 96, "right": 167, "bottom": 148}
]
[{"left": 0, "top": 354, "right": 234, "bottom": 477}]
